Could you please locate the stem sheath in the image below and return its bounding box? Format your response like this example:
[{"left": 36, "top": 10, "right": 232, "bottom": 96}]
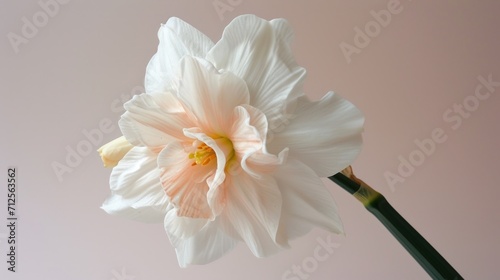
[{"left": 329, "top": 171, "right": 463, "bottom": 280}]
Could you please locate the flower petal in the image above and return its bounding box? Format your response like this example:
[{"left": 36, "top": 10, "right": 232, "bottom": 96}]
[
  {"left": 269, "top": 18, "right": 294, "bottom": 46},
  {"left": 207, "top": 14, "right": 306, "bottom": 129},
  {"left": 157, "top": 140, "right": 213, "bottom": 219},
  {"left": 164, "top": 208, "right": 209, "bottom": 240},
  {"left": 230, "top": 105, "right": 267, "bottom": 155},
  {"left": 268, "top": 92, "right": 364, "bottom": 177},
  {"left": 220, "top": 172, "right": 284, "bottom": 257},
  {"left": 119, "top": 92, "right": 194, "bottom": 149},
  {"left": 182, "top": 128, "right": 234, "bottom": 217},
  {"left": 176, "top": 56, "right": 250, "bottom": 135},
  {"left": 101, "top": 146, "right": 169, "bottom": 222},
  {"left": 166, "top": 216, "right": 237, "bottom": 267},
  {"left": 145, "top": 17, "right": 214, "bottom": 94},
  {"left": 274, "top": 159, "right": 344, "bottom": 246},
  {"left": 230, "top": 105, "right": 288, "bottom": 178}
]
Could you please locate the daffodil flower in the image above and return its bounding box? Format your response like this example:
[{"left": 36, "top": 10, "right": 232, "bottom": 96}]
[{"left": 99, "top": 14, "right": 364, "bottom": 267}]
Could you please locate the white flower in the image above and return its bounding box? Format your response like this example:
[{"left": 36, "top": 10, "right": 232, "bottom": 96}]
[{"left": 100, "top": 14, "right": 364, "bottom": 267}]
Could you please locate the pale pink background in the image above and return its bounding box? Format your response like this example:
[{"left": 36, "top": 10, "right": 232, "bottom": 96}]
[{"left": 1, "top": 1, "right": 499, "bottom": 279}]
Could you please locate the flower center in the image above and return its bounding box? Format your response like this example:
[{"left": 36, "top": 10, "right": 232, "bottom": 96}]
[
  {"left": 188, "top": 137, "right": 234, "bottom": 167},
  {"left": 189, "top": 143, "right": 216, "bottom": 166}
]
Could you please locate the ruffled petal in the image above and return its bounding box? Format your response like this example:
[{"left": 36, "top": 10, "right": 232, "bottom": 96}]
[
  {"left": 219, "top": 172, "right": 284, "bottom": 257},
  {"left": 269, "top": 18, "right": 294, "bottom": 46},
  {"left": 158, "top": 140, "right": 213, "bottom": 219},
  {"left": 230, "top": 105, "right": 288, "bottom": 178},
  {"left": 166, "top": 216, "right": 237, "bottom": 267},
  {"left": 268, "top": 92, "right": 364, "bottom": 177},
  {"left": 230, "top": 105, "right": 267, "bottom": 155},
  {"left": 176, "top": 56, "right": 250, "bottom": 135},
  {"left": 273, "top": 159, "right": 344, "bottom": 246},
  {"left": 101, "top": 146, "right": 169, "bottom": 222},
  {"left": 182, "top": 128, "right": 234, "bottom": 217},
  {"left": 119, "top": 92, "right": 195, "bottom": 149},
  {"left": 207, "top": 14, "right": 306, "bottom": 129},
  {"left": 183, "top": 129, "right": 229, "bottom": 189},
  {"left": 145, "top": 17, "right": 214, "bottom": 94}
]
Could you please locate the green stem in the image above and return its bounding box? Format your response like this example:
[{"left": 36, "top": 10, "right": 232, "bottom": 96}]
[{"left": 329, "top": 172, "right": 463, "bottom": 280}]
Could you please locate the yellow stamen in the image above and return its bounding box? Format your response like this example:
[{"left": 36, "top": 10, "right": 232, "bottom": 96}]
[{"left": 189, "top": 143, "right": 216, "bottom": 166}]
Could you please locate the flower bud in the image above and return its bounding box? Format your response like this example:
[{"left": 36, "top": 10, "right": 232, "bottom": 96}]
[{"left": 97, "top": 136, "right": 133, "bottom": 168}]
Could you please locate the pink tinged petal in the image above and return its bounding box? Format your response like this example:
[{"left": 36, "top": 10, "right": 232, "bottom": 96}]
[
  {"left": 207, "top": 14, "right": 306, "bottom": 129},
  {"left": 119, "top": 92, "right": 194, "bottom": 149},
  {"left": 157, "top": 141, "right": 213, "bottom": 219},
  {"left": 230, "top": 105, "right": 267, "bottom": 155},
  {"left": 148, "top": 90, "right": 185, "bottom": 113},
  {"left": 220, "top": 172, "right": 284, "bottom": 257},
  {"left": 183, "top": 129, "right": 229, "bottom": 189},
  {"left": 268, "top": 92, "right": 364, "bottom": 177},
  {"left": 230, "top": 105, "right": 288, "bottom": 178},
  {"left": 166, "top": 216, "right": 237, "bottom": 267},
  {"left": 183, "top": 128, "right": 234, "bottom": 216},
  {"left": 274, "top": 159, "right": 344, "bottom": 246},
  {"left": 101, "top": 146, "right": 169, "bottom": 222},
  {"left": 176, "top": 56, "right": 250, "bottom": 135},
  {"left": 145, "top": 18, "right": 215, "bottom": 94}
]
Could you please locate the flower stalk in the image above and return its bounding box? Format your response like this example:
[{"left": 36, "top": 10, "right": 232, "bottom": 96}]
[{"left": 329, "top": 167, "right": 463, "bottom": 280}]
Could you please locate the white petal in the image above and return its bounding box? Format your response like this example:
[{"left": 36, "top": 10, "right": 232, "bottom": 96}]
[
  {"left": 145, "top": 17, "right": 214, "bottom": 94},
  {"left": 101, "top": 146, "right": 168, "bottom": 222},
  {"left": 176, "top": 56, "right": 250, "bottom": 135},
  {"left": 119, "top": 92, "right": 194, "bottom": 148},
  {"left": 220, "top": 172, "right": 284, "bottom": 257},
  {"left": 268, "top": 92, "right": 364, "bottom": 177},
  {"left": 164, "top": 17, "right": 214, "bottom": 56},
  {"left": 269, "top": 18, "right": 294, "bottom": 46},
  {"left": 207, "top": 14, "right": 306, "bottom": 129},
  {"left": 274, "top": 159, "right": 344, "bottom": 246},
  {"left": 164, "top": 208, "right": 209, "bottom": 240},
  {"left": 166, "top": 217, "right": 237, "bottom": 267}
]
